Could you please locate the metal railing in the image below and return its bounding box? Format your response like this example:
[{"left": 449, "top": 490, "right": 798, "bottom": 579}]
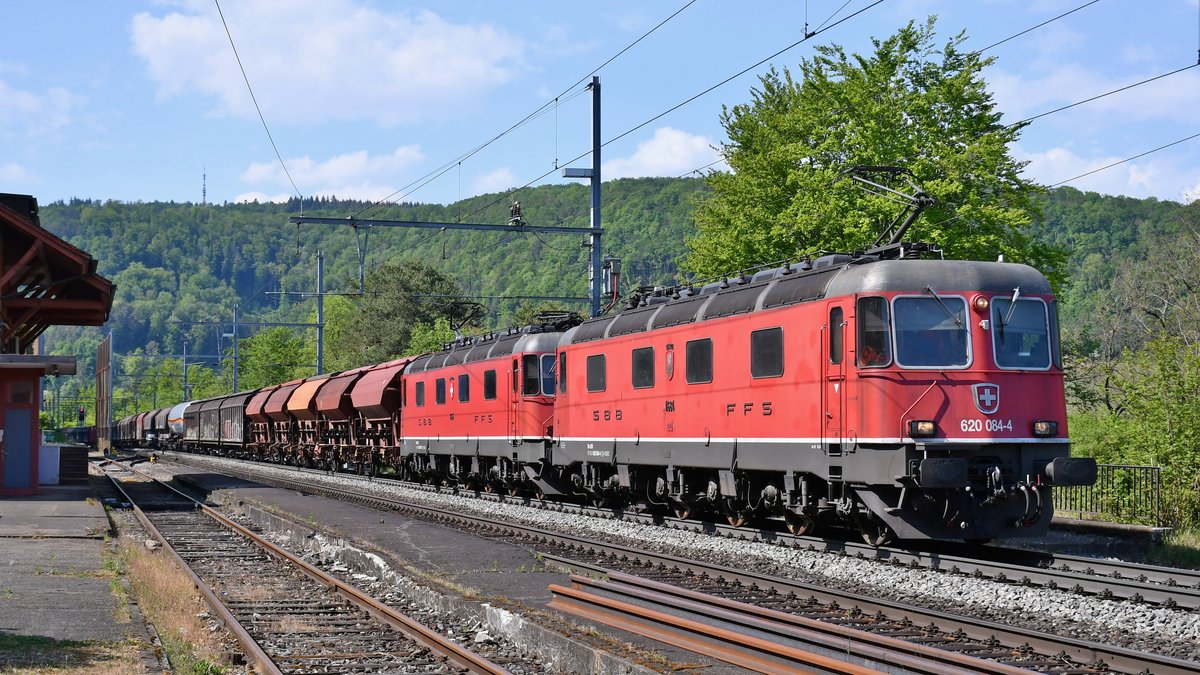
[{"left": 1054, "top": 463, "right": 1161, "bottom": 526}]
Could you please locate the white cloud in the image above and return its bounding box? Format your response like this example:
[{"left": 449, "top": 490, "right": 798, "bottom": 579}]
[
  {"left": 240, "top": 146, "right": 424, "bottom": 191},
  {"left": 131, "top": 0, "right": 525, "bottom": 126},
  {"left": 602, "top": 127, "right": 725, "bottom": 179},
  {"left": 0, "top": 162, "right": 29, "bottom": 182},
  {"left": 0, "top": 80, "right": 82, "bottom": 139},
  {"left": 470, "top": 168, "right": 516, "bottom": 196},
  {"left": 1183, "top": 178, "right": 1200, "bottom": 205},
  {"left": 233, "top": 191, "right": 292, "bottom": 204},
  {"left": 235, "top": 180, "right": 398, "bottom": 202},
  {"left": 1013, "top": 144, "right": 1175, "bottom": 198},
  {"left": 990, "top": 64, "right": 1200, "bottom": 126}
]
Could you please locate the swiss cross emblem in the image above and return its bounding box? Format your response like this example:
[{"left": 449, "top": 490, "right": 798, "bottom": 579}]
[{"left": 972, "top": 383, "right": 1000, "bottom": 415}]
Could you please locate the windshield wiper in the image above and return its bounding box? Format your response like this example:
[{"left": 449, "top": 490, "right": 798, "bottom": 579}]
[
  {"left": 924, "top": 286, "right": 962, "bottom": 326},
  {"left": 1001, "top": 287, "right": 1021, "bottom": 328}
]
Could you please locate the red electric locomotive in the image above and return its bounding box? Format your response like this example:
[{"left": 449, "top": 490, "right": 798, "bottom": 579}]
[
  {"left": 397, "top": 324, "right": 564, "bottom": 493},
  {"left": 552, "top": 252, "right": 1096, "bottom": 543}
]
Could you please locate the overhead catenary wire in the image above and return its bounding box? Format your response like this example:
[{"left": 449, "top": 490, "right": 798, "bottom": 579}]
[
  {"left": 213, "top": 0, "right": 302, "bottom": 201},
  {"left": 974, "top": 0, "right": 1103, "bottom": 54},
  {"left": 670, "top": 0, "right": 1117, "bottom": 181},
  {"left": 457, "top": 0, "right": 892, "bottom": 224},
  {"left": 1050, "top": 132, "right": 1200, "bottom": 188},
  {"left": 351, "top": 0, "right": 699, "bottom": 219},
  {"left": 1009, "top": 63, "right": 1200, "bottom": 128}
]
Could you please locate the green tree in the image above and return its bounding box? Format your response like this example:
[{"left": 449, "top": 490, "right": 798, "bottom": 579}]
[
  {"left": 237, "top": 327, "right": 310, "bottom": 390},
  {"left": 405, "top": 317, "right": 456, "bottom": 356},
  {"left": 685, "top": 18, "right": 1062, "bottom": 281},
  {"left": 336, "top": 260, "right": 475, "bottom": 364}
]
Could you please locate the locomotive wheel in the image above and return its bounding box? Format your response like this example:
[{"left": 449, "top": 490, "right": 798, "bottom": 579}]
[
  {"left": 672, "top": 502, "right": 692, "bottom": 519},
  {"left": 784, "top": 511, "right": 815, "bottom": 536},
  {"left": 855, "top": 512, "right": 894, "bottom": 547},
  {"left": 723, "top": 498, "right": 748, "bottom": 527}
]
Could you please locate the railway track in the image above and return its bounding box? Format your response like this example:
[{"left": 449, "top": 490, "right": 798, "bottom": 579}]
[
  {"left": 102, "top": 461, "right": 513, "bottom": 675},
  {"left": 149, "top": 452, "right": 1199, "bottom": 675},
  {"left": 155, "top": 450, "right": 1200, "bottom": 610}
]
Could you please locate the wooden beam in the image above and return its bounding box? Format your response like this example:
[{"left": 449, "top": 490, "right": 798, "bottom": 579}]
[{"left": 0, "top": 240, "right": 43, "bottom": 290}]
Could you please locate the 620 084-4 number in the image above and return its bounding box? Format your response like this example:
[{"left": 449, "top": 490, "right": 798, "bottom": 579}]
[{"left": 960, "top": 418, "right": 1013, "bottom": 432}]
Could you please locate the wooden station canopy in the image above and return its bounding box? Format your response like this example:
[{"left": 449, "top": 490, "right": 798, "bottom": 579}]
[{"left": 0, "top": 193, "right": 114, "bottom": 354}]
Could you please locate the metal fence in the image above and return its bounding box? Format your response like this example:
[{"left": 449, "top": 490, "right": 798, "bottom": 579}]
[{"left": 1054, "top": 463, "right": 1161, "bottom": 526}]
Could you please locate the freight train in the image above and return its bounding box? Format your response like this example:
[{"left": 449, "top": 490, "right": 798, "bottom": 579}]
[{"left": 114, "top": 246, "right": 1097, "bottom": 545}]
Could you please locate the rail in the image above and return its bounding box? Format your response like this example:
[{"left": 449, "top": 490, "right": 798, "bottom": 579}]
[{"left": 1055, "top": 463, "right": 1161, "bottom": 526}]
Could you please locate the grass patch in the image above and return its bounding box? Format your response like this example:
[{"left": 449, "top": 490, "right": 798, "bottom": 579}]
[
  {"left": 0, "top": 633, "right": 144, "bottom": 674},
  {"left": 119, "top": 537, "right": 230, "bottom": 674},
  {"left": 1147, "top": 528, "right": 1200, "bottom": 569}
]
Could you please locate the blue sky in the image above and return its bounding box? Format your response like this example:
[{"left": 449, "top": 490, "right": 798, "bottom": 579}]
[{"left": 3, "top": 0, "right": 1199, "bottom": 207}]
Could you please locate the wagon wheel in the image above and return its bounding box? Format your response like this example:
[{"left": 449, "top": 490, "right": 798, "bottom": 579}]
[
  {"left": 855, "top": 511, "right": 894, "bottom": 547},
  {"left": 590, "top": 490, "right": 611, "bottom": 508},
  {"left": 784, "top": 511, "right": 815, "bottom": 536},
  {"left": 672, "top": 501, "right": 693, "bottom": 520},
  {"left": 482, "top": 482, "right": 496, "bottom": 494}
]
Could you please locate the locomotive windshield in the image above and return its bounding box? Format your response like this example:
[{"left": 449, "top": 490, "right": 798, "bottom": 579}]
[
  {"left": 541, "top": 354, "right": 556, "bottom": 396},
  {"left": 893, "top": 296, "right": 970, "bottom": 367},
  {"left": 523, "top": 353, "right": 557, "bottom": 396},
  {"left": 991, "top": 298, "right": 1051, "bottom": 369}
]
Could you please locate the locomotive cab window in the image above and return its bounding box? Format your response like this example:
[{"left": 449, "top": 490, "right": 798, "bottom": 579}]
[
  {"left": 558, "top": 353, "right": 567, "bottom": 394},
  {"left": 586, "top": 354, "right": 606, "bottom": 392},
  {"left": 632, "top": 347, "right": 655, "bottom": 389},
  {"left": 541, "top": 354, "right": 557, "bottom": 396},
  {"left": 857, "top": 297, "right": 892, "bottom": 367},
  {"left": 415, "top": 381, "right": 426, "bottom": 407},
  {"left": 458, "top": 374, "right": 470, "bottom": 402},
  {"left": 829, "top": 307, "right": 844, "bottom": 365},
  {"left": 1049, "top": 300, "right": 1063, "bottom": 369},
  {"left": 750, "top": 327, "right": 784, "bottom": 378},
  {"left": 435, "top": 378, "right": 447, "bottom": 405},
  {"left": 685, "top": 338, "right": 713, "bottom": 384},
  {"left": 992, "top": 297, "right": 1051, "bottom": 370},
  {"left": 894, "top": 295, "right": 969, "bottom": 368},
  {"left": 483, "top": 369, "right": 497, "bottom": 400},
  {"left": 522, "top": 354, "right": 541, "bottom": 395}
]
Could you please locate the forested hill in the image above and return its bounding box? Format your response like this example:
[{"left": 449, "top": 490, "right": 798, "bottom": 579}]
[
  {"left": 38, "top": 178, "right": 1193, "bottom": 378},
  {"left": 40, "top": 177, "right": 703, "bottom": 367}
]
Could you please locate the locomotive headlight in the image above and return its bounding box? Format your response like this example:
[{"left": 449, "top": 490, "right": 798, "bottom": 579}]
[
  {"left": 1032, "top": 420, "right": 1058, "bottom": 437},
  {"left": 908, "top": 420, "right": 937, "bottom": 437},
  {"left": 972, "top": 295, "right": 990, "bottom": 313}
]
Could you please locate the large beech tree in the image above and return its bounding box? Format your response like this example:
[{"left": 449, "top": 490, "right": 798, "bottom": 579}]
[{"left": 686, "top": 19, "right": 1063, "bottom": 281}]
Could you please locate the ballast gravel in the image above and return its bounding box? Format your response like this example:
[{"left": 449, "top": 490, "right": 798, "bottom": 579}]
[{"left": 176, "top": 454, "right": 1200, "bottom": 662}]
